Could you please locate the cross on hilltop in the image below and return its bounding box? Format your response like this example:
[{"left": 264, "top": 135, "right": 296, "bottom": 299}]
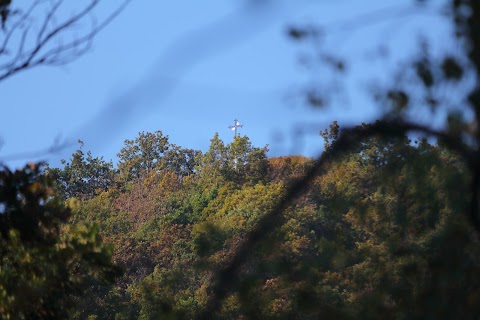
[{"left": 228, "top": 119, "right": 243, "bottom": 137}]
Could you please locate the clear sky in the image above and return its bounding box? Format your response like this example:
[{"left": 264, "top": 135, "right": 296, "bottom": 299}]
[{"left": 0, "top": 0, "right": 450, "bottom": 168}]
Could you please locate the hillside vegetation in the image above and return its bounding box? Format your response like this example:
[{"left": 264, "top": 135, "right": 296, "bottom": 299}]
[{"left": 39, "top": 124, "right": 479, "bottom": 319}]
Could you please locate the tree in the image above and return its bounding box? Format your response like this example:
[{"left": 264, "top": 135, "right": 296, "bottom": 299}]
[
  {"left": 117, "top": 131, "right": 170, "bottom": 182},
  {"left": 200, "top": 133, "right": 227, "bottom": 176},
  {"left": 225, "top": 135, "right": 269, "bottom": 185},
  {"left": 159, "top": 144, "right": 201, "bottom": 178},
  {"left": 200, "top": 133, "right": 269, "bottom": 186},
  {"left": 47, "top": 140, "right": 117, "bottom": 200},
  {"left": 0, "top": 163, "right": 119, "bottom": 319}
]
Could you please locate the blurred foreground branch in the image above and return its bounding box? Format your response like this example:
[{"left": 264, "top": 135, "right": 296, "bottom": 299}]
[{"left": 0, "top": 136, "right": 75, "bottom": 163}]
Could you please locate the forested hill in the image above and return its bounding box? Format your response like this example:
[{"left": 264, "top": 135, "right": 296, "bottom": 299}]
[
  {"left": 2, "top": 0, "right": 480, "bottom": 318},
  {"left": 41, "top": 125, "right": 477, "bottom": 319},
  {"left": 3, "top": 125, "right": 477, "bottom": 319}
]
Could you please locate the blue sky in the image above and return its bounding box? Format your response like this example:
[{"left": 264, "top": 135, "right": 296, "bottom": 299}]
[{"left": 0, "top": 0, "right": 451, "bottom": 168}]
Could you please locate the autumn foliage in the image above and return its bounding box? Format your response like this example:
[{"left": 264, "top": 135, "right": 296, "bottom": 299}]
[{"left": 37, "top": 129, "right": 478, "bottom": 319}]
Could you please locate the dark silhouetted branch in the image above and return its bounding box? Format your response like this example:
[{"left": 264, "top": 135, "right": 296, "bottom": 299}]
[{"left": 0, "top": 0, "right": 131, "bottom": 82}]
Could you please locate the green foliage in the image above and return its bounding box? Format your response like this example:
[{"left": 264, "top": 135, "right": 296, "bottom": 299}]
[
  {"left": 160, "top": 144, "right": 201, "bottom": 178},
  {"left": 200, "top": 133, "right": 269, "bottom": 186},
  {"left": 0, "top": 163, "right": 119, "bottom": 319},
  {"left": 117, "top": 131, "right": 202, "bottom": 184},
  {"left": 47, "top": 140, "right": 116, "bottom": 200},
  {"left": 5, "top": 0, "right": 479, "bottom": 318},
  {"left": 118, "top": 131, "right": 170, "bottom": 182},
  {"left": 46, "top": 129, "right": 477, "bottom": 319},
  {"left": 320, "top": 121, "right": 340, "bottom": 151}
]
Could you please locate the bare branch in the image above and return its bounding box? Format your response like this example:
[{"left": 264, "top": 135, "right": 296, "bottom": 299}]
[
  {"left": 0, "top": 1, "right": 39, "bottom": 55},
  {"left": 12, "top": 24, "right": 30, "bottom": 66},
  {"left": 0, "top": 0, "right": 131, "bottom": 82},
  {"left": 37, "top": 0, "right": 62, "bottom": 44},
  {"left": 23, "top": 1, "right": 99, "bottom": 67}
]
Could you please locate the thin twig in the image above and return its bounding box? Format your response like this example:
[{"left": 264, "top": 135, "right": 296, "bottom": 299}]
[{"left": 0, "top": 0, "right": 131, "bottom": 82}]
